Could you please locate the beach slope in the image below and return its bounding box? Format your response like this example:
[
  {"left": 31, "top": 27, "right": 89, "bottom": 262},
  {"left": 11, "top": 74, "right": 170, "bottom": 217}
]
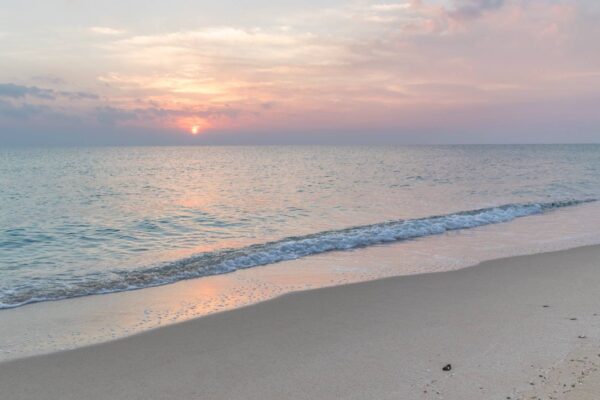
[{"left": 1, "top": 246, "right": 600, "bottom": 400}]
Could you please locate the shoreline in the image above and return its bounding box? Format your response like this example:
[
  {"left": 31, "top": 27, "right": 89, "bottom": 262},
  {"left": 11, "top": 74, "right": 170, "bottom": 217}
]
[
  {"left": 2, "top": 201, "right": 600, "bottom": 363},
  {"left": 3, "top": 199, "right": 590, "bottom": 311},
  {"left": 2, "top": 245, "right": 600, "bottom": 399}
]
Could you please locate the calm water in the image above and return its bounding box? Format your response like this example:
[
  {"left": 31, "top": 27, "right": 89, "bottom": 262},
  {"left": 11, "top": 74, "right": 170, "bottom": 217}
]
[{"left": 1, "top": 145, "right": 600, "bottom": 308}]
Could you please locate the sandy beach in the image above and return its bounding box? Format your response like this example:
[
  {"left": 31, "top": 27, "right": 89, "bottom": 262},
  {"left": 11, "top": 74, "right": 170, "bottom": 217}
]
[
  {"left": 3, "top": 0, "right": 600, "bottom": 397},
  {"left": 1, "top": 245, "right": 599, "bottom": 400}
]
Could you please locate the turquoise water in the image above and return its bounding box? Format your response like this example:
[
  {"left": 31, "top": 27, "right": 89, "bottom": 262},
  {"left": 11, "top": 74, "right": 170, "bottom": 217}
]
[{"left": 1, "top": 145, "right": 599, "bottom": 308}]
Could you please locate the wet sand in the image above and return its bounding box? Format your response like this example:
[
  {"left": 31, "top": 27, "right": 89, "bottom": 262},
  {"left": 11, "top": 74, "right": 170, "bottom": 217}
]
[{"left": 1, "top": 245, "right": 599, "bottom": 399}]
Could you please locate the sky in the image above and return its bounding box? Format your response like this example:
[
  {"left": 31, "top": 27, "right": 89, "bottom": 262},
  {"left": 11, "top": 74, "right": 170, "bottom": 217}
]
[{"left": 1, "top": 0, "right": 599, "bottom": 145}]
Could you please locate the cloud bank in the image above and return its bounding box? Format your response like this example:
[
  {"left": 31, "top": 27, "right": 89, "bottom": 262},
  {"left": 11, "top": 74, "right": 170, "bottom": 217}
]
[{"left": 0, "top": 0, "right": 599, "bottom": 145}]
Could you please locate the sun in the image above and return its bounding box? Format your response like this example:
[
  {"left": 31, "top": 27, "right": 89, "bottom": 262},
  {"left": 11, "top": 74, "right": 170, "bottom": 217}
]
[
  {"left": 178, "top": 118, "right": 210, "bottom": 135},
  {"left": 187, "top": 119, "right": 210, "bottom": 135}
]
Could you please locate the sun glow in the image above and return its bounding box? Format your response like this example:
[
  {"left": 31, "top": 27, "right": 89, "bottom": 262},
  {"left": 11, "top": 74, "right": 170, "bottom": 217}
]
[{"left": 182, "top": 118, "right": 210, "bottom": 135}]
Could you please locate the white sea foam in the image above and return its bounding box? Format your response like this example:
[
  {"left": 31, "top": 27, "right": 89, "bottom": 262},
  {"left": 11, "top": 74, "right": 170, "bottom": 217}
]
[{"left": 0, "top": 199, "right": 592, "bottom": 309}]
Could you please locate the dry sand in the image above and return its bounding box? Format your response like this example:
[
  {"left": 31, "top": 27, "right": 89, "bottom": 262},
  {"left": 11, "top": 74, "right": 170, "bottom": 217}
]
[{"left": 1, "top": 245, "right": 600, "bottom": 400}]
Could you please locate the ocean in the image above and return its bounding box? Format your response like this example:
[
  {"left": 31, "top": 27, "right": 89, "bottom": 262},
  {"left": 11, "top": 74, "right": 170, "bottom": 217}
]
[{"left": 1, "top": 145, "right": 600, "bottom": 310}]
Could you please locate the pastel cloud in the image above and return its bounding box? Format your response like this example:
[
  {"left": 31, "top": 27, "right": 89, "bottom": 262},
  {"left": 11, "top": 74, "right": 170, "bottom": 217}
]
[
  {"left": 450, "top": 0, "right": 505, "bottom": 19},
  {"left": 0, "top": 99, "right": 49, "bottom": 119},
  {"left": 0, "top": 83, "right": 98, "bottom": 101},
  {"left": 90, "top": 27, "right": 126, "bottom": 36},
  {"left": 1, "top": 0, "right": 599, "bottom": 144},
  {"left": 371, "top": 3, "right": 411, "bottom": 12},
  {"left": 0, "top": 83, "right": 55, "bottom": 99}
]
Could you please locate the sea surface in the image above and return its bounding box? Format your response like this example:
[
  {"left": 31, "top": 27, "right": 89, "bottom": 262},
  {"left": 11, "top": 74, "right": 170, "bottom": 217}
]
[{"left": 1, "top": 145, "right": 600, "bottom": 309}]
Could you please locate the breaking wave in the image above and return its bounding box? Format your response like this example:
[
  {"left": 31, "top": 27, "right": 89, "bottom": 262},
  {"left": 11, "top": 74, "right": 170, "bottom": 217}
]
[{"left": 0, "top": 199, "right": 593, "bottom": 309}]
